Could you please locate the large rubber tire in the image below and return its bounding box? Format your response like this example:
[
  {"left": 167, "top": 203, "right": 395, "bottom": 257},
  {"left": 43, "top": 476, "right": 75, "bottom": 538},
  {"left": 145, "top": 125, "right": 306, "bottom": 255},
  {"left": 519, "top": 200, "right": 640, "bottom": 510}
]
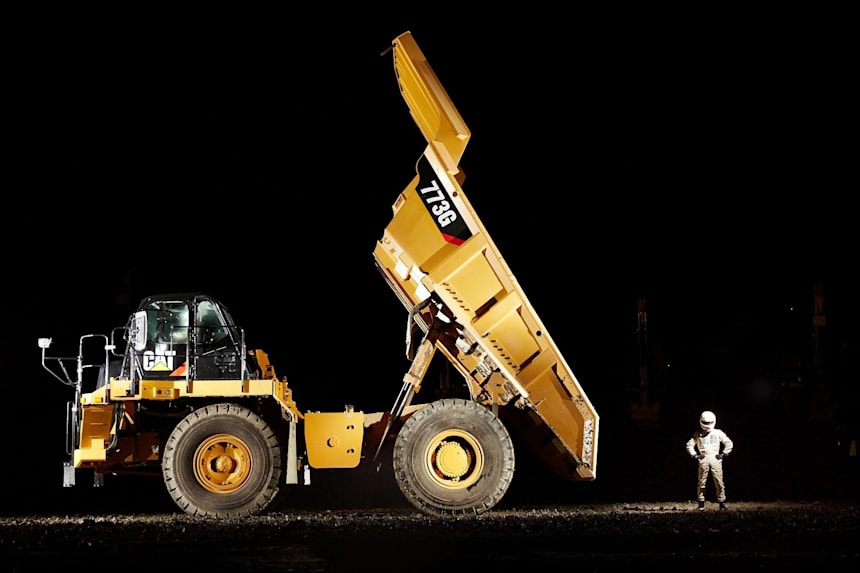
[
  {"left": 393, "top": 398, "right": 515, "bottom": 517},
  {"left": 163, "top": 403, "right": 282, "bottom": 518}
]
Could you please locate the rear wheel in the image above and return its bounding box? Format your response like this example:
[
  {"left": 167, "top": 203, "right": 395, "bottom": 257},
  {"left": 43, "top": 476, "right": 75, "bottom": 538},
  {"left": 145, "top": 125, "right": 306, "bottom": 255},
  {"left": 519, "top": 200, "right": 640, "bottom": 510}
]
[
  {"left": 163, "top": 403, "right": 282, "bottom": 518},
  {"left": 393, "top": 398, "right": 515, "bottom": 517}
]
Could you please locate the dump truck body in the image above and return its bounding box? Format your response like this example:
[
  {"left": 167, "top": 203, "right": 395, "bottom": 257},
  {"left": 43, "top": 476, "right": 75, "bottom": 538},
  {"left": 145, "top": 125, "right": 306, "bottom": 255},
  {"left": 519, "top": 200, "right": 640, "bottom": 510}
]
[
  {"left": 39, "top": 31, "right": 598, "bottom": 518},
  {"left": 374, "top": 32, "right": 598, "bottom": 481}
]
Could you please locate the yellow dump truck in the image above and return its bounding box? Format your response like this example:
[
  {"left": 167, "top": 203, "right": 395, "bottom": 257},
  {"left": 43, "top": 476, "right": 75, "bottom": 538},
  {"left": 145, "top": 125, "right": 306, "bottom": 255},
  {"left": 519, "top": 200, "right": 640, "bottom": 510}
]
[{"left": 39, "top": 31, "right": 599, "bottom": 518}]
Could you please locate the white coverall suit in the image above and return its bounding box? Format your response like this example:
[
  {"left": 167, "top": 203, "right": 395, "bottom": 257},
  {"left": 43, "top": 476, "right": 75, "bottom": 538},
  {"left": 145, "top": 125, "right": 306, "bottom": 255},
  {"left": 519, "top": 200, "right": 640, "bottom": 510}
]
[{"left": 685, "top": 412, "right": 733, "bottom": 504}]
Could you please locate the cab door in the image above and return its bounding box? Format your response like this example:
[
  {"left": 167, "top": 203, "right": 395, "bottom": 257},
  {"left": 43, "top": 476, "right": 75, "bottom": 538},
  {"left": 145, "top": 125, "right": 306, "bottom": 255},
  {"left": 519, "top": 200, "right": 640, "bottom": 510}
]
[
  {"left": 190, "top": 297, "right": 243, "bottom": 380},
  {"left": 137, "top": 300, "right": 190, "bottom": 380}
]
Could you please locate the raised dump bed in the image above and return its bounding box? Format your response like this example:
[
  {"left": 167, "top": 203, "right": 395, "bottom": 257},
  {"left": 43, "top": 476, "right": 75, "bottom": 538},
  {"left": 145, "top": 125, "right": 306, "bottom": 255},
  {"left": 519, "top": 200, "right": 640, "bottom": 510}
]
[{"left": 374, "top": 31, "right": 599, "bottom": 481}]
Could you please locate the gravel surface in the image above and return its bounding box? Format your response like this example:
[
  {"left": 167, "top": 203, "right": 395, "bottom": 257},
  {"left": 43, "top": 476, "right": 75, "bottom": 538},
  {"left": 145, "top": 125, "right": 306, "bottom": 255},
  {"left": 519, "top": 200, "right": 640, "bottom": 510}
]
[{"left": 2, "top": 500, "right": 857, "bottom": 571}]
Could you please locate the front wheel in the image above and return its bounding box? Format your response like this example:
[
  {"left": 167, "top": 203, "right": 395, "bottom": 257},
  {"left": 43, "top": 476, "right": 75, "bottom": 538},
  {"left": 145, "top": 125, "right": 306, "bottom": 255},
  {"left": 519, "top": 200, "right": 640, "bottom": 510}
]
[
  {"left": 163, "top": 403, "right": 282, "bottom": 518},
  {"left": 393, "top": 399, "right": 515, "bottom": 517}
]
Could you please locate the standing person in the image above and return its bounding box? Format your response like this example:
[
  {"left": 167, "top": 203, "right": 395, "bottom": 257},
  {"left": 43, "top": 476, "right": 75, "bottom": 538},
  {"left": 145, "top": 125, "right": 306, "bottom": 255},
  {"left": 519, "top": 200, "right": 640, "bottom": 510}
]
[{"left": 686, "top": 410, "right": 734, "bottom": 510}]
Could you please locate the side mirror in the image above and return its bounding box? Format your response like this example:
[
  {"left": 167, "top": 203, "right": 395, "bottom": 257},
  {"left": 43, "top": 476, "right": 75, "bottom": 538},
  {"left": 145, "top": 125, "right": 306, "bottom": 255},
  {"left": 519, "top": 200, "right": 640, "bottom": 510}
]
[{"left": 132, "top": 311, "right": 148, "bottom": 351}]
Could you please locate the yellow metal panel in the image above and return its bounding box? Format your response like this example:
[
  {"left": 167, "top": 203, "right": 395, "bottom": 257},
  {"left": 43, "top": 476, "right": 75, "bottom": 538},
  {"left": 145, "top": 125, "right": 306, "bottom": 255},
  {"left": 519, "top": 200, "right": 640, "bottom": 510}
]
[
  {"left": 484, "top": 309, "right": 541, "bottom": 369},
  {"left": 74, "top": 447, "right": 107, "bottom": 466},
  {"left": 79, "top": 404, "right": 113, "bottom": 445},
  {"left": 304, "top": 411, "right": 364, "bottom": 469},
  {"left": 427, "top": 233, "right": 505, "bottom": 314},
  {"left": 189, "top": 379, "right": 273, "bottom": 396},
  {"left": 108, "top": 379, "right": 134, "bottom": 399},
  {"left": 81, "top": 385, "right": 109, "bottom": 405},
  {"left": 74, "top": 403, "right": 114, "bottom": 467},
  {"left": 392, "top": 32, "right": 470, "bottom": 170},
  {"left": 140, "top": 382, "right": 180, "bottom": 400},
  {"left": 381, "top": 175, "right": 457, "bottom": 272},
  {"left": 517, "top": 347, "right": 557, "bottom": 389},
  {"left": 117, "top": 378, "right": 276, "bottom": 401}
]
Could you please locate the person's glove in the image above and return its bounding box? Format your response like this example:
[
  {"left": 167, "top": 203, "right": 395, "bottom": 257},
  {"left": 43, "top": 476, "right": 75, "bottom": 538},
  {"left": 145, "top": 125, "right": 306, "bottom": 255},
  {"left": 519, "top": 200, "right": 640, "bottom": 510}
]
[
  {"left": 716, "top": 453, "right": 726, "bottom": 460},
  {"left": 694, "top": 453, "right": 705, "bottom": 460}
]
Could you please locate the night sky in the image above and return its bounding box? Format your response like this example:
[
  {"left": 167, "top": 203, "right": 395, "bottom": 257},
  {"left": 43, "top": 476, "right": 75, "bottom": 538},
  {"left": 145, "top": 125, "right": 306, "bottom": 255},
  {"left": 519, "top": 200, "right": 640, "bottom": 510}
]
[{"left": 6, "top": 9, "right": 857, "bottom": 508}]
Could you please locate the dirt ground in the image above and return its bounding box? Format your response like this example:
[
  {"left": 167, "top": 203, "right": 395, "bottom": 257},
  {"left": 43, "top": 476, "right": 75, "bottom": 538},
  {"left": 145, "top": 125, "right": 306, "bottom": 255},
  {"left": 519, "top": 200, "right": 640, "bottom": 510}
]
[
  {"left": 2, "top": 498, "right": 856, "bottom": 572},
  {"left": 3, "top": 438, "right": 857, "bottom": 572}
]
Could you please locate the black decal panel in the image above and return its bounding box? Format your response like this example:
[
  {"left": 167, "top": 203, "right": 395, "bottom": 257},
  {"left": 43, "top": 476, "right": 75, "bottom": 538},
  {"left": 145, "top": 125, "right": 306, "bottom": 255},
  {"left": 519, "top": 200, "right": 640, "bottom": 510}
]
[{"left": 416, "top": 156, "right": 471, "bottom": 245}]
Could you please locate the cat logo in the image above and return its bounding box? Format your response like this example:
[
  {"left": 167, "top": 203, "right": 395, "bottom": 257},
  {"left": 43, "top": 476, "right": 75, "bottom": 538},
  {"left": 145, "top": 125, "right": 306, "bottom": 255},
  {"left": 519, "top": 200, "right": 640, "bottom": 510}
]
[{"left": 143, "top": 344, "right": 176, "bottom": 371}]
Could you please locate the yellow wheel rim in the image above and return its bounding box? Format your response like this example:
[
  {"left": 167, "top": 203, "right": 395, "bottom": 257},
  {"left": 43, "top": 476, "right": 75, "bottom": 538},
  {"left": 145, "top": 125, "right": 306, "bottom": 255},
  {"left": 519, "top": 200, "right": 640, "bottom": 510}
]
[{"left": 193, "top": 433, "right": 252, "bottom": 494}]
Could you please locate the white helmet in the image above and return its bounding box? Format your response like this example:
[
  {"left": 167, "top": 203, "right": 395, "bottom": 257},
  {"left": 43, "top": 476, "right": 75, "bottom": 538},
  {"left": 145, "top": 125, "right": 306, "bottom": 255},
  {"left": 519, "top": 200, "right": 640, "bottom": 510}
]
[{"left": 700, "top": 410, "right": 716, "bottom": 431}]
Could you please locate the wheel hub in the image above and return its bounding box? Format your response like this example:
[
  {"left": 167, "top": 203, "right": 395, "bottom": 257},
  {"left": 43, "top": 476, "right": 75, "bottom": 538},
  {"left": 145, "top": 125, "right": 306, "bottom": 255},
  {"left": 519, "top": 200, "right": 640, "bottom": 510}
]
[
  {"left": 424, "top": 429, "right": 484, "bottom": 490},
  {"left": 435, "top": 441, "right": 469, "bottom": 479}
]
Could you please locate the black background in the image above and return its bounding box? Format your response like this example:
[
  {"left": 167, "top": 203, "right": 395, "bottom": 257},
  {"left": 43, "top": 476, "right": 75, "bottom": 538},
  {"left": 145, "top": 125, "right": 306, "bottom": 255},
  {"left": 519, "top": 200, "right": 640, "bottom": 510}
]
[{"left": 4, "top": 6, "right": 857, "bottom": 513}]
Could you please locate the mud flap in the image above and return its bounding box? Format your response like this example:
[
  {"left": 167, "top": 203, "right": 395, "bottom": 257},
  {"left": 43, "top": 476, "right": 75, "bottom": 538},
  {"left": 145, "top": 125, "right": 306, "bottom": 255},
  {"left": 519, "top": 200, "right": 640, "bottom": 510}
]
[
  {"left": 286, "top": 419, "right": 298, "bottom": 485},
  {"left": 63, "top": 462, "right": 75, "bottom": 487}
]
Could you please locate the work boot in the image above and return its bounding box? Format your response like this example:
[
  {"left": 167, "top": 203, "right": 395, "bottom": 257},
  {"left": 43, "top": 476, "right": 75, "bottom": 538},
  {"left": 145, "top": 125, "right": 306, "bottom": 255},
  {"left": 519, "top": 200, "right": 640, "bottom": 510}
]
[
  {"left": 698, "top": 501, "right": 705, "bottom": 510},
  {"left": 719, "top": 502, "right": 727, "bottom": 510}
]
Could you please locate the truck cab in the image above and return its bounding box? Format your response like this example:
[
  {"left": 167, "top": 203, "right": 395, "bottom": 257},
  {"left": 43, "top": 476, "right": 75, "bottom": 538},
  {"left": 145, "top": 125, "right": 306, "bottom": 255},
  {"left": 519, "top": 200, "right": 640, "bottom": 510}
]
[{"left": 124, "top": 293, "right": 248, "bottom": 386}]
